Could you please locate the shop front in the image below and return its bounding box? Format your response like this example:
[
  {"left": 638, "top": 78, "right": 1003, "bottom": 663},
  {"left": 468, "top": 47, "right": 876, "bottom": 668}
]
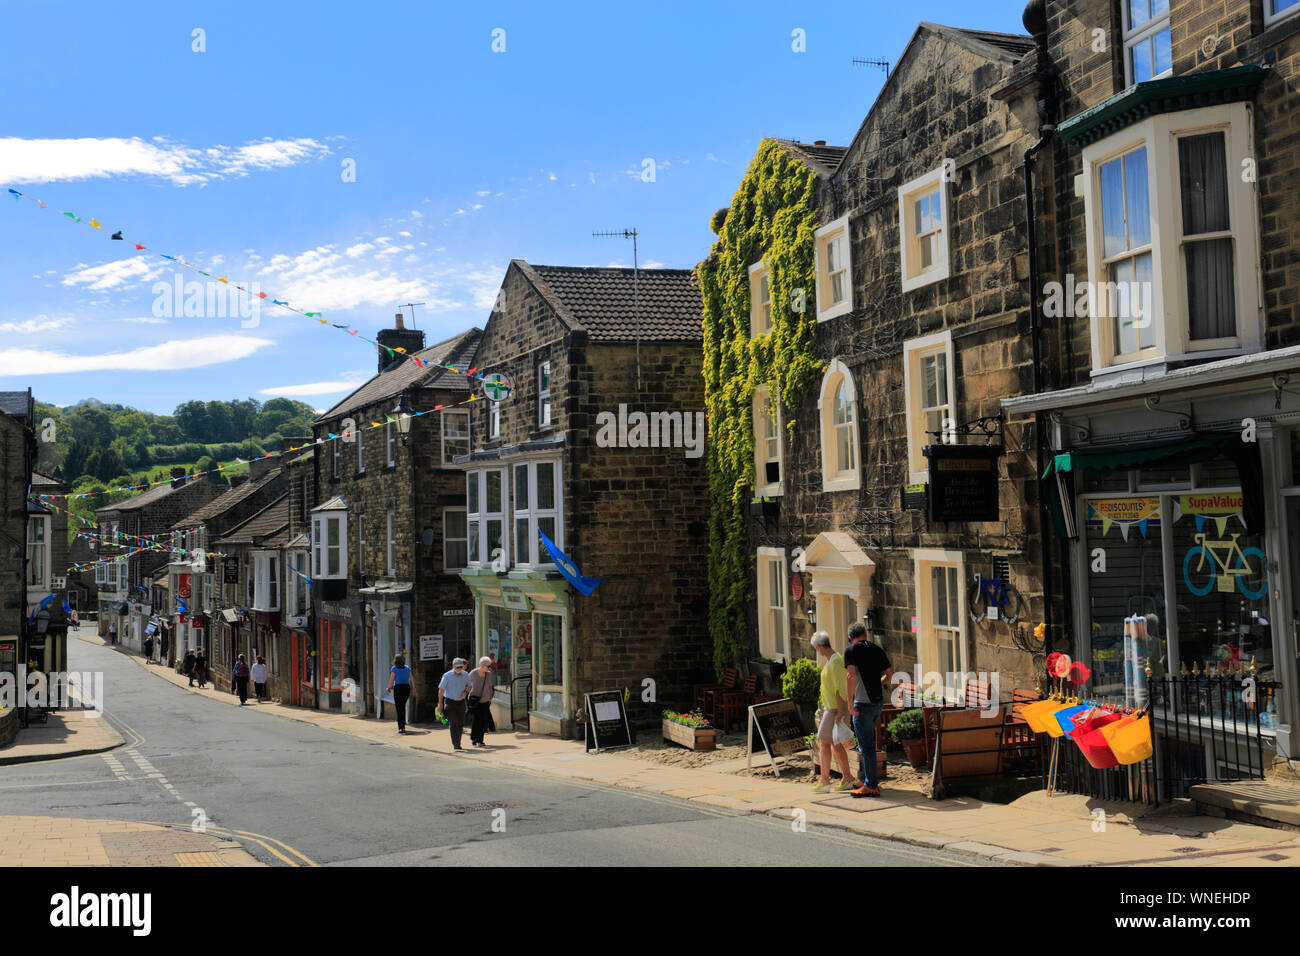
[
  {"left": 1007, "top": 357, "right": 1300, "bottom": 762},
  {"left": 362, "top": 584, "right": 411, "bottom": 721},
  {"left": 316, "top": 600, "right": 353, "bottom": 711},
  {"left": 460, "top": 569, "right": 572, "bottom": 736}
]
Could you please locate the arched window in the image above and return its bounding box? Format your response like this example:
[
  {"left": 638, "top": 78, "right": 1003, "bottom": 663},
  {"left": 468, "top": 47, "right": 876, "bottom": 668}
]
[
  {"left": 753, "top": 386, "right": 783, "bottom": 496},
  {"left": 818, "top": 360, "right": 861, "bottom": 492}
]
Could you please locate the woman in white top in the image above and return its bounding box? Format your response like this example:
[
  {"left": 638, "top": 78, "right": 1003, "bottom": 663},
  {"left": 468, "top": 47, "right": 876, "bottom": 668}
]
[{"left": 251, "top": 656, "right": 268, "bottom": 702}]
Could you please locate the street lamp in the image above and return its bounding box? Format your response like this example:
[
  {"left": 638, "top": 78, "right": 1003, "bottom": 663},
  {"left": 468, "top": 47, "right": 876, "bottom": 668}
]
[{"left": 392, "top": 392, "right": 414, "bottom": 445}]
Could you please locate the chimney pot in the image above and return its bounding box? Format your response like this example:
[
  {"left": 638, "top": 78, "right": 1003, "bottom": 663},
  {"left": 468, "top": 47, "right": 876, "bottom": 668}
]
[
  {"left": 814, "top": 140, "right": 826, "bottom": 146},
  {"left": 395, "top": 313, "right": 405, "bottom": 329}
]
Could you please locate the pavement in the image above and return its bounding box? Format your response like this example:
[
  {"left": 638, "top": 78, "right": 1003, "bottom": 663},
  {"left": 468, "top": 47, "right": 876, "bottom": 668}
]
[{"left": 10, "top": 625, "right": 1300, "bottom": 867}]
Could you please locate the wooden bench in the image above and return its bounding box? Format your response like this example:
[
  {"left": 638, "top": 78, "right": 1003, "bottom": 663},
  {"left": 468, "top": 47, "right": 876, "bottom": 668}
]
[{"left": 693, "top": 666, "right": 738, "bottom": 713}]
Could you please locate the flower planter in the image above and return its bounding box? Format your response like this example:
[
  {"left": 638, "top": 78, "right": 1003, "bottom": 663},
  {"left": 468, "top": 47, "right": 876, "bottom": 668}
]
[
  {"left": 662, "top": 718, "right": 716, "bottom": 751},
  {"left": 902, "top": 737, "right": 928, "bottom": 768}
]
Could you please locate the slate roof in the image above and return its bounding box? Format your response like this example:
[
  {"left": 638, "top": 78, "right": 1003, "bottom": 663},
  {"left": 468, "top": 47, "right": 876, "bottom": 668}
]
[
  {"left": 928, "top": 24, "right": 1035, "bottom": 60},
  {"left": 216, "top": 495, "right": 289, "bottom": 546},
  {"left": 516, "top": 261, "right": 703, "bottom": 342},
  {"left": 0, "top": 391, "right": 32, "bottom": 422},
  {"left": 317, "top": 327, "right": 482, "bottom": 423},
  {"left": 173, "top": 468, "right": 281, "bottom": 530},
  {"left": 97, "top": 478, "right": 201, "bottom": 515},
  {"left": 32, "top": 472, "right": 64, "bottom": 488},
  {"left": 772, "top": 140, "right": 849, "bottom": 177}
]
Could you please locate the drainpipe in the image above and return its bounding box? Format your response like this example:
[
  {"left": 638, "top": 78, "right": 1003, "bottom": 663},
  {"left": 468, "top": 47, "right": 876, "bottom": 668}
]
[{"left": 1025, "top": 130, "right": 1056, "bottom": 646}]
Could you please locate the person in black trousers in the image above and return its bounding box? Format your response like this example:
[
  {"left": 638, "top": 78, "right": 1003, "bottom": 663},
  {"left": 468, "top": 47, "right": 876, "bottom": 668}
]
[
  {"left": 467, "top": 657, "right": 496, "bottom": 747},
  {"left": 233, "top": 654, "right": 251, "bottom": 704},
  {"left": 183, "top": 649, "right": 196, "bottom": 686},
  {"left": 194, "top": 649, "right": 208, "bottom": 688},
  {"left": 386, "top": 654, "right": 414, "bottom": 733}
]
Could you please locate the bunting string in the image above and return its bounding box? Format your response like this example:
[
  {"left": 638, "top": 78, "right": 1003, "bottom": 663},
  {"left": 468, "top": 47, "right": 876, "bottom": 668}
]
[{"left": 5, "top": 183, "right": 501, "bottom": 381}]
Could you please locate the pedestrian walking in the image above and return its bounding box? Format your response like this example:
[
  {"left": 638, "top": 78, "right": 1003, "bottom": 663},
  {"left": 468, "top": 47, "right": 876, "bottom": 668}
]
[
  {"left": 108, "top": 622, "right": 117, "bottom": 645},
  {"left": 233, "top": 654, "right": 251, "bottom": 704},
  {"left": 437, "top": 658, "right": 473, "bottom": 750},
  {"left": 144, "top": 635, "right": 154, "bottom": 663},
  {"left": 194, "top": 649, "right": 208, "bottom": 688},
  {"left": 183, "top": 649, "right": 196, "bottom": 685},
  {"left": 251, "top": 656, "right": 268, "bottom": 702},
  {"left": 810, "top": 631, "right": 859, "bottom": 793},
  {"left": 159, "top": 628, "right": 169, "bottom": 666},
  {"left": 845, "top": 623, "right": 893, "bottom": 798},
  {"left": 386, "top": 654, "right": 413, "bottom": 733},
  {"left": 467, "top": 656, "right": 495, "bottom": 747}
]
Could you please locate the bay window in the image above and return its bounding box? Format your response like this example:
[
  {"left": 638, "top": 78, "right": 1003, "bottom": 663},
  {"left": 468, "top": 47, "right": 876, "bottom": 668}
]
[
  {"left": 311, "top": 507, "right": 348, "bottom": 579},
  {"left": 512, "top": 460, "right": 561, "bottom": 567},
  {"left": 253, "top": 552, "right": 279, "bottom": 611},
  {"left": 286, "top": 551, "right": 309, "bottom": 615},
  {"left": 26, "top": 516, "right": 47, "bottom": 588},
  {"left": 1081, "top": 104, "right": 1261, "bottom": 374},
  {"left": 466, "top": 468, "right": 506, "bottom": 566}
]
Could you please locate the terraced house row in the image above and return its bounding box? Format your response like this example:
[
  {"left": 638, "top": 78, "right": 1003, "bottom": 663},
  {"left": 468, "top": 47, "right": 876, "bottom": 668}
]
[{"left": 59, "top": 0, "right": 1300, "bottom": 790}]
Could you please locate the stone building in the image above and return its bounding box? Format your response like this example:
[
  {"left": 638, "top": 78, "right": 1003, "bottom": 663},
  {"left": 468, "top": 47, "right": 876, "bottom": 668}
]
[
  {"left": 704, "top": 22, "right": 1051, "bottom": 700},
  {"left": 168, "top": 458, "right": 287, "bottom": 662},
  {"left": 1001, "top": 0, "right": 1300, "bottom": 763},
  {"left": 28, "top": 472, "right": 71, "bottom": 673},
  {"left": 93, "top": 471, "right": 223, "bottom": 650},
  {"left": 0, "top": 390, "right": 37, "bottom": 683},
  {"left": 455, "top": 261, "right": 712, "bottom": 738},
  {"left": 308, "top": 319, "right": 482, "bottom": 720},
  {"left": 280, "top": 446, "right": 316, "bottom": 707}
]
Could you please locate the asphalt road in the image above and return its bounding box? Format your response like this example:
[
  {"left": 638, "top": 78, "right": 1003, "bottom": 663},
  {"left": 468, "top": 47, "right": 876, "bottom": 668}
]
[{"left": 0, "top": 632, "right": 1001, "bottom": 867}]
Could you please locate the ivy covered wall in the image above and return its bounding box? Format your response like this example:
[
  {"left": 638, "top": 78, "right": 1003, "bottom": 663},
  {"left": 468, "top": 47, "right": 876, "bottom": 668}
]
[{"left": 694, "top": 140, "right": 825, "bottom": 677}]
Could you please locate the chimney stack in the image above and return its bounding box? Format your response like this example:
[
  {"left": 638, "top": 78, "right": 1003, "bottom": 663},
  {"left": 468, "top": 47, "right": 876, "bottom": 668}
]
[
  {"left": 170, "top": 466, "right": 187, "bottom": 488},
  {"left": 375, "top": 312, "right": 426, "bottom": 374}
]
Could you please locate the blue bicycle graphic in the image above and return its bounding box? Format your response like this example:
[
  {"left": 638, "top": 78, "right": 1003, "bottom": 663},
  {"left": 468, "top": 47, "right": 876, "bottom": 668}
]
[{"left": 1182, "top": 532, "right": 1267, "bottom": 599}]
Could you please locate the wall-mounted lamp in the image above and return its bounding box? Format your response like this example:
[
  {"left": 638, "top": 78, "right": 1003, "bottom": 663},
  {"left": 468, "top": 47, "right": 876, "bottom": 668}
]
[{"left": 392, "top": 392, "right": 414, "bottom": 445}]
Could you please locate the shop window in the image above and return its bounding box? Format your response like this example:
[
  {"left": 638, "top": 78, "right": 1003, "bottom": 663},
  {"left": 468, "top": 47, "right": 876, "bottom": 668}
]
[
  {"left": 486, "top": 605, "right": 512, "bottom": 689},
  {"left": 756, "top": 547, "right": 789, "bottom": 660},
  {"left": 319, "top": 620, "right": 345, "bottom": 693},
  {"left": 753, "top": 387, "right": 782, "bottom": 497},
  {"left": 536, "top": 612, "right": 563, "bottom": 687}
]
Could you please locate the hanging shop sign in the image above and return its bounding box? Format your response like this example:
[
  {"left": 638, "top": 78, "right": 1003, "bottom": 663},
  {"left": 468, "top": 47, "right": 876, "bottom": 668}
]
[
  {"left": 584, "top": 690, "right": 633, "bottom": 753},
  {"left": 223, "top": 557, "right": 240, "bottom": 584},
  {"left": 1085, "top": 497, "right": 1160, "bottom": 540},
  {"left": 500, "top": 584, "right": 531, "bottom": 612},
  {"left": 176, "top": 574, "right": 192, "bottom": 599},
  {"left": 924, "top": 445, "right": 1002, "bottom": 522}
]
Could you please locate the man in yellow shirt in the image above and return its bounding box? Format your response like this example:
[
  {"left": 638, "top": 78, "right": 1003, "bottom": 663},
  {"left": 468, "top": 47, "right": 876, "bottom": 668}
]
[{"left": 811, "top": 631, "right": 858, "bottom": 792}]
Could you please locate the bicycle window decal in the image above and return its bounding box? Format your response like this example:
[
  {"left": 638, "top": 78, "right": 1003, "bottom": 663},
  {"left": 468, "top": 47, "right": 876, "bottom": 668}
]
[{"left": 1181, "top": 532, "right": 1267, "bottom": 599}]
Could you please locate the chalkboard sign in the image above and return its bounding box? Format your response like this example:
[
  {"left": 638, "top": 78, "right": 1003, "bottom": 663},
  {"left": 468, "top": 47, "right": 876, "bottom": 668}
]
[
  {"left": 584, "top": 690, "right": 632, "bottom": 753},
  {"left": 924, "top": 445, "right": 1002, "bottom": 522},
  {"left": 747, "top": 697, "right": 807, "bottom": 777}
]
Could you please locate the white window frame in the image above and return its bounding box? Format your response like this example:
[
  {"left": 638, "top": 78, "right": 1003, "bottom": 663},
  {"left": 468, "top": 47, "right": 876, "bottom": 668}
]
[
  {"left": 357, "top": 514, "right": 365, "bottom": 577},
  {"left": 1266, "top": 0, "right": 1300, "bottom": 26},
  {"left": 386, "top": 422, "right": 396, "bottom": 467},
  {"left": 749, "top": 260, "right": 773, "bottom": 335},
  {"left": 287, "top": 550, "right": 309, "bottom": 615},
  {"left": 386, "top": 510, "right": 395, "bottom": 576},
  {"left": 813, "top": 215, "right": 852, "bottom": 322},
  {"left": 903, "top": 331, "right": 958, "bottom": 484},
  {"left": 1081, "top": 104, "right": 1262, "bottom": 376},
  {"left": 511, "top": 459, "right": 563, "bottom": 568},
  {"left": 489, "top": 401, "right": 501, "bottom": 440},
  {"left": 753, "top": 386, "right": 783, "bottom": 497},
  {"left": 898, "top": 167, "right": 952, "bottom": 291},
  {"left": 311, "top": 510, "right": 348, "bottom": 580},
  {"left": 441, "top": 409, "right": 471, "bottom": 466},
  {"left": 1122, "top": 0, "right": 1172, "bottom": 88},
  {"left": 442, "top": 507, "right": 467, "bottom": 573},
  {"left": 756, "top": 547, "right": 789, "bottom": 662},
  {"left": 331, "top": 434, "right": 340, "bottom": 479},
  {"left": 26, "top": 516, "right": 48, "bottom": 589},
  {"left": 538, "top": 361, "right": 552, "bottom": 428},
  {"left": 201, "top": 574, "right": 214, "bottom": 613},
  {"left": 913, "top": 549, "right": 968, "bottom": 682},
  {"left": 817, "top": 359, "right": 861, "bottom": 492},
  {"left": 356, "top": 423, "right": 365, "bottom": 474},
  {"left": 466, "top": 468, "right": 508, "bottom": 566},
  {"left": 253, "top": 551, "right": 279, "bottom": 611}
]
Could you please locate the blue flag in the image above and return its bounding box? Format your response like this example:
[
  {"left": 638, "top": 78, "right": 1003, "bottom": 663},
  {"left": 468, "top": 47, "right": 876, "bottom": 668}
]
[
  {"left": 540, "top": 531, "right": 603, "bottom": 596},
  {"left": 28, "top": 592, "right": 55, "bottom": 625},
  {"left": 176, "top": 597, "right": 188, "bottom": 614}
]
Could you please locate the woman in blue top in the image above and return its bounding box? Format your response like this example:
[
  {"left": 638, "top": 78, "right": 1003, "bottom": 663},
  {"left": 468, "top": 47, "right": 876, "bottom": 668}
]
[{"left": 386, "top": 654, "right": 414, "bottom": 733}]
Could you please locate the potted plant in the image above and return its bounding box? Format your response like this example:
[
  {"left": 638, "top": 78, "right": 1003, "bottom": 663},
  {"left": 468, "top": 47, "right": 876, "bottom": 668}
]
[
  {"left": 781, "top": 657, "right": 820, "bottom": 731},
  {"left": 887, "top": 708, "right": 928, "bottom": 768},
  {"left": 662, "top": 708, "right": 717, "bottom": 751}
]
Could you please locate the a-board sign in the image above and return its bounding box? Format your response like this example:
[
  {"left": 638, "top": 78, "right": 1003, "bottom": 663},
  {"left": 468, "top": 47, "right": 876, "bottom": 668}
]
[
  {"left": 747, "top": 697, "right": 807, "bottom": 777},
  {"left": 584, "top": 690, "right": 632, "bottom": 753}
]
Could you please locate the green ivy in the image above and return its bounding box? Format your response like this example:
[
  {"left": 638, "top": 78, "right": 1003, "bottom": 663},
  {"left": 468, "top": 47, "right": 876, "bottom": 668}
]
[{"left": 694, "top": 140, "right": 824, "bottom": 679}]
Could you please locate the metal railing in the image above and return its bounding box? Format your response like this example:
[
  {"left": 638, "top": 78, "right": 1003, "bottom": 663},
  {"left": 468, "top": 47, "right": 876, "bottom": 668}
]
[{"left": 1043, "top": 674, "right": 1278, "bottom": 804}]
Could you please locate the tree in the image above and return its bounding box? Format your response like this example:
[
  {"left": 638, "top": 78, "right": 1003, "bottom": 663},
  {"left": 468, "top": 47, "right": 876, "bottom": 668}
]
[
  {"left": 205, "top": 401, "right": 235, "bottom": 443},
  {"left": 194, "top": 455, "right": 226, "bottom": 485},
  {"left": 66, "top": 407, "right": 116, "bottom": 448},
  {"left": 174, "top": 400, "right": 210, "bottom": 442},
  {"left": 230, "top": 399, "right": 260, "bottom": 439},
  {"left": 93, "top": 448, "right": 124, "bottom": 481}
]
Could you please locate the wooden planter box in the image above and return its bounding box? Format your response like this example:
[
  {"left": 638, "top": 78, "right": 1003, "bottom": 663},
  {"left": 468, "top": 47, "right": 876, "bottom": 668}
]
[{"left": 663, "top": 718, "right": 716, "bottom": 751}]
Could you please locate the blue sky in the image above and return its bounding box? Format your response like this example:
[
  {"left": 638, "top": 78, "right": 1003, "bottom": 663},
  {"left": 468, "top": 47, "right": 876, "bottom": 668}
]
[{"left": 0, "top": 1, "right": 1027, "bottom": 415}]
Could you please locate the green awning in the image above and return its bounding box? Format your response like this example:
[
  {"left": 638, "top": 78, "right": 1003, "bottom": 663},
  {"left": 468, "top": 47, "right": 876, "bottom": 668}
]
[{"left": 1042, "top": 434, "right": 1264, "bottom": 536}]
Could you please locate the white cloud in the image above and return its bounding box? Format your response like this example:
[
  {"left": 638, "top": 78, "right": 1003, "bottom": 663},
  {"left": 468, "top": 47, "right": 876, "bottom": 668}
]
[
  {"left": 0, "top": 136, "right": 330, "bottom": 186},
  {"left": 260, "top": 378, "right": 367, "bottom": 397},
  {"left": 0, "top": 315, "right": 72, "bottom": 335},
  {"left": 119, "top": 316, "right": 169, "bottom": 325},
  {"left": 0, "top": 334, "right": 273, "bottom": 375},
  {"left": 472, "top": 203, "right": 483, "bottom": 210},
  {"left": 62, "top": 257, "right": 164, "bottom": 291},
  {"left": 345, "top": 242, "right": 375, "bottom": 258},
  {"left": 475, "top": 190, "right": 490, "bottom": 197},
  {"left": 548, "top": 172, "right": 557, "bottom": 181}
]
